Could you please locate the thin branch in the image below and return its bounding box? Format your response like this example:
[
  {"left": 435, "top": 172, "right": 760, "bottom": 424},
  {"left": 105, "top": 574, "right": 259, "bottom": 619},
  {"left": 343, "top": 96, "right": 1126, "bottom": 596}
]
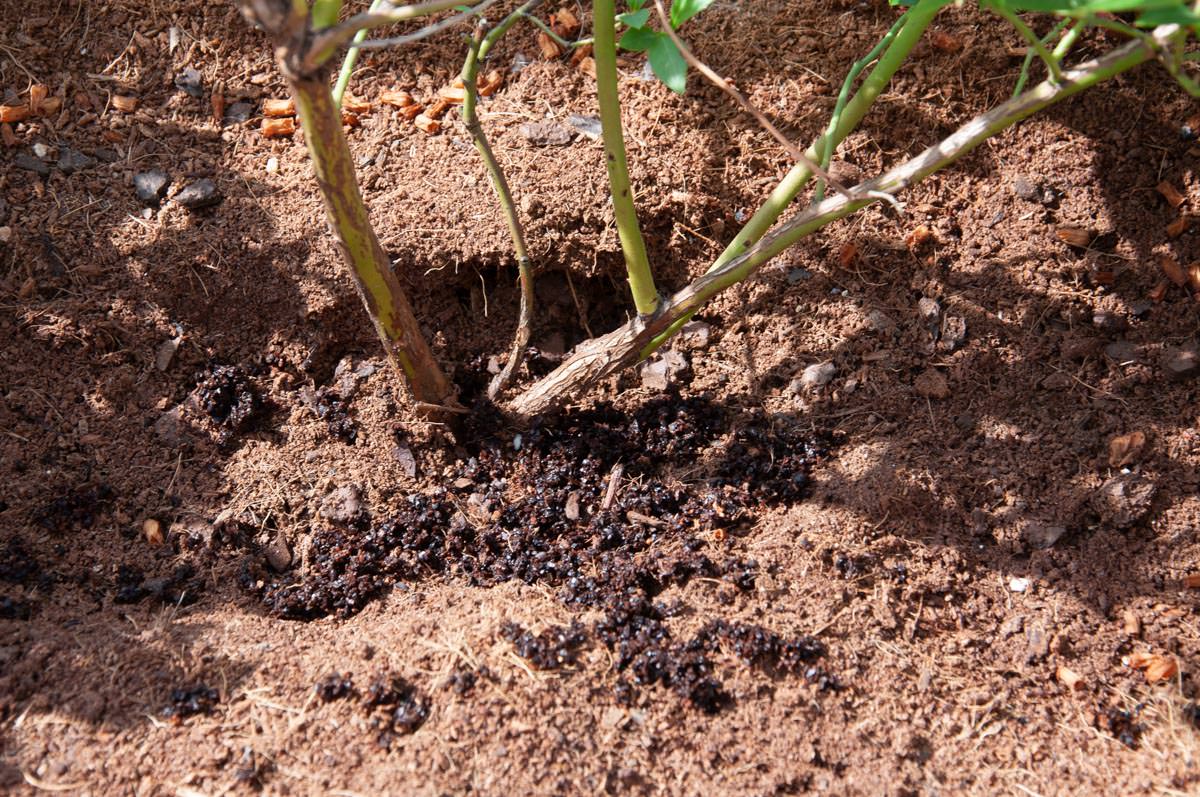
[
  {"left": 651, "top": 0, "right": 854, "bottom": 200},
  {"left": 351, "top": 0, "right": 501, "bottom": 50},
  {"left": 459, "top": 22, "right": 538, "bottom": 399},
  {"left": 306, "top": 0, "right": 491, "bottom": 69}
]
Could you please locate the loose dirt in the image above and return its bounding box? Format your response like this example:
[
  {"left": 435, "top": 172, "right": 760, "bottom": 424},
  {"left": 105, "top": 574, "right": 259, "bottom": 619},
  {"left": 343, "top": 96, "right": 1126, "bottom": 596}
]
[{"left": 2, "top": 1, "right": 1200, "bottom": 794}]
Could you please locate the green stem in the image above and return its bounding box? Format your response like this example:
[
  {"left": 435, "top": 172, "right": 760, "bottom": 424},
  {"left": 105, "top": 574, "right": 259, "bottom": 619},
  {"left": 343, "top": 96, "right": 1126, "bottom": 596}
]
[
  {"left": 814, "top": 8, "right": 912, "bottom": 201},
  {"left": 461, "top": 24, "right": 538, "bottom": 399},
  {"left": 643, "top": 0, "right": 947, "bottom": 355},
  {"left": 521, "top": 11, "right": 591, "bottom": 48},
  {"left": 1014, "top": 18, "right": 1071, "bottom": 97},
  {"left": 594, "top": 0, "right": 659, "bottom": 316},
  {"left": 992, "top": 5, "right": 1064, "bottom": 84},
  {"left": 332, "top": 0, "right": 386, "bottom": 107},
  {"left": 510, "top": 32, "right": 1162, "bottom": 417},
  {"left": 291, "top": 72, "right": 456, "bottom": 409}
]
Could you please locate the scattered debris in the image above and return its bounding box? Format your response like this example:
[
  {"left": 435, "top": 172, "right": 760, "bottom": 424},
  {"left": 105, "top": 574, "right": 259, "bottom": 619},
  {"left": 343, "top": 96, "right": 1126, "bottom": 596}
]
[
  {"left": 1094, "top": 704, "right": 1143, "bottom": 748},
  {"left": 1056, "top": 665, "right": 1084, "bottom": 691}
]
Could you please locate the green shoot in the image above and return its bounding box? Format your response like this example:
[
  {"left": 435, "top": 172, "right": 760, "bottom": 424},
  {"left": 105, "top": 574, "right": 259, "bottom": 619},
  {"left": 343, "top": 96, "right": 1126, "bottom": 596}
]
[{"left": 595, "top": 0, "right": 659, "bottom": 316}]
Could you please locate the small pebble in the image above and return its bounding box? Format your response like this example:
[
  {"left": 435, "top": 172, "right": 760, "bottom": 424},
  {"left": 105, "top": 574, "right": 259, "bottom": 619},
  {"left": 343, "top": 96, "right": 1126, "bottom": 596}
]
[
  {"left": 800, "top": 361, "right": 836, "bottom": 388},
  {"left": 134, "top": 170, "right": 171, "bottom": 206},
  {"left": 1009, "top": 577, "right": 1031, "bottom": 593},
  {"left": 266, "top": 157, "right": 279, "bottom": 174},
  {"left": 175, "top": 67, "right": 204, "bottom": 97},
  {"left": 14, "top": 153, "right": 50, "bottom": 176},
  {"left": 174, "top": 178, "right": 223, "bottom": 210},
  {"left": 32, "top": 142, "right": 50, "bottom": 159}
]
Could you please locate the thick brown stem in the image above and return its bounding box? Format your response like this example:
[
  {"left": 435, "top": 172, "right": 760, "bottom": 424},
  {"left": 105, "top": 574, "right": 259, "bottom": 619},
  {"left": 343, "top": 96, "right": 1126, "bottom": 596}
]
[{"left": 290, "top": 73, "right": 457, "bottom": 409}]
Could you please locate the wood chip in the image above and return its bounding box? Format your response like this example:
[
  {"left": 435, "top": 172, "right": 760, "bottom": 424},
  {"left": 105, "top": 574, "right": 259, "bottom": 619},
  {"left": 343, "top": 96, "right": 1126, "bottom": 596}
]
[
  {"left": 380, "top": 89, "right": 415, "bottom": 108},
  {"left": 111, "top": 95, "right": 138, "bottom": 113},
  {"left": 1056, "top": 665, "right": 1084, "bottom": 691},
  {"left": 1167, "top": 216, "right": 1190, "bottom": 238},
  {"left": 1122, "top": 608, "right": 1141, "bottom": 636},
  {"left": 551, "top": 7, "right": 580, "bottom": 38},
  {"left": 38, "top": 96, "right": 61, "bottom": 117},
  {"left": 210, "top": 91, "right": 225, "bottom": 125},
  {"left": 29, "top": 84, "right": 48, "bottom": 114},
  {"left": 425, "top": 98, "right": 451, "bottom": 120},
  {"left": 1157, "top": 180, "right": 1186, "bottom": 208},
  {"left": 537, "top": 31, "right": 563, "bottom": 60},
  {"left": 1144, "top": 656, "right": 1178, "bottom": 683},
  {"left": 1159, "top": 253, "right": 1187, "bottom": 286},
  {"left": 1108, "top": 430, "right": 1147, "bottom": 467},
  {"left": 399, "top": 102, "right": 425, "bottom": 120},
  {"left": 569, "top": 43, "right": 593, "bottom": 68},
  {"left": 576, "top": 56, "right": 596, "bottom": 80},
  {"left": 1055, "top": 226, "right": 1093, "bottom": 248},
  {"left": 263, "top": 97, "right": 295, "bottom": 117},
  {"left": 340, "top": 109, "right": 360, "bottom": 127},
  {"left": 1148, "top": 280, "right": 1168, "bottom": 302},
  {"left": 343, "top": 96, "right": 371, "bottom": 114},
  {"left": 905, "top": 224, "right": 934, "bottom": 249},
  {"left": 142, "top": 518, "right": 165, "bottom": 546},
  {"left": 929, "top": 30, "right": 961, "bottom": 53},
  {"left": 0, "top": 104, "right": 30, "bottom": 123},
  {"left": 1185, "top": 573, "right": 1200, "bottom": 588},
  {"left": 1, "top": 123, "right": 17, "bottom": 148},
  {"left": 838, "top": 242, "right": 858, "bottom": 268},
  {"left": 414, "top": 114, "right": 440, "bottom": 135},
  {"left": 478, "top": 70, "right": 504, "bottom": 97},
  {"left": 261, "top": 116, "right": 296, "bottom": 137},
  {"left": 1188, "top": 262, "right": 1200, "bottom": 293},
  {"left": 438, "top": 85, "right": 466, "bottom": 103}
]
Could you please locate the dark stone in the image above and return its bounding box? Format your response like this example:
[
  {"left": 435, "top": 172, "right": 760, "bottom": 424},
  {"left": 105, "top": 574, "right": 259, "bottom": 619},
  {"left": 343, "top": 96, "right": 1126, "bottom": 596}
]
[
  {"left": 94, "top": 147, "right": 119, "bottom": 163},
  {"left": 1163, "top": 343, "right": 1200, "bottom": 379},
  {"left": 518, "top": 121, "right": 573, "bottom": 147},
  {"left": 1092, "top": 311, "right": 1127, "bottom": 334},
  {"left": 1011, "top": 177, "right": 1040, "bottom": 202},
  {"left": 224, "top": 101, "right": 253, "bottom": 124},
  {"left": 134, "top": 170, "right": 171, "bottom": 206},
  {"left": 56, "top": 147, "right": 97, "bottom": 174},
  {"left": 174, "top": 178, "right": 223, "bottom": 210},
  {"left": 14, "top": 153, "right": 50, "bottom": 177},
  {"left": 174, "top": 67, "right": 204, "bottom": 98}
]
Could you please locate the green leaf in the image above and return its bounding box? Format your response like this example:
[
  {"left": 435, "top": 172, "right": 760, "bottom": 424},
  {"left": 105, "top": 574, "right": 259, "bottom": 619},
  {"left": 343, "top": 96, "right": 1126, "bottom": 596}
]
[
  {"left": 648, "top": 32, "right": 688, "bottom": 93},
  {"left": 311, "top": 0, "right": 342, "bottom": 29},
  {"left": 617, "top": 8, "right": 652, "bottom": 28},
  {"left": 628, "top": 0, "right": 646, "bottom": 9},
  {"left": 619, "top": 26, "right": 658, "bottom": 52},
  {"left": 669, "top": 0, "right": 715, "bottom": 28}
]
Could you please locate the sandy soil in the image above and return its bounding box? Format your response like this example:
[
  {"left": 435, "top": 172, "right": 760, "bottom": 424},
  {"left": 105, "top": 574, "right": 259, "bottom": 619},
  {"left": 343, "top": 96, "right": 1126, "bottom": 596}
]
[{"left": 2, "top": 1, "right": 1200, "bottom": 794}]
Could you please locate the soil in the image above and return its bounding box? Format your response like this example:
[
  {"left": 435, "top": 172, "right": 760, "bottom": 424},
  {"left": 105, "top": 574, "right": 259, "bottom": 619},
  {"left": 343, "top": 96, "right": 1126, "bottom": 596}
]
[{"left": 3, "top": 1, "right": 1200, "bottom": 794}]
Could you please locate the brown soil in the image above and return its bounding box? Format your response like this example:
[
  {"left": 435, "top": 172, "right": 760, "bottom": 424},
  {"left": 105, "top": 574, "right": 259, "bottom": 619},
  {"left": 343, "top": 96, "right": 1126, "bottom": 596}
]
[{"left": 3, "top": 1, "right": 1200, "bottom": 794}]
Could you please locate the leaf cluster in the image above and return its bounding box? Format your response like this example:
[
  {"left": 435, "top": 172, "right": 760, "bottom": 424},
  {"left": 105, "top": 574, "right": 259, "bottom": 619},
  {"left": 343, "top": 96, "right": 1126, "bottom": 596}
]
[{"left": 617, "top": 0, "right": 713, "bottom": 93}]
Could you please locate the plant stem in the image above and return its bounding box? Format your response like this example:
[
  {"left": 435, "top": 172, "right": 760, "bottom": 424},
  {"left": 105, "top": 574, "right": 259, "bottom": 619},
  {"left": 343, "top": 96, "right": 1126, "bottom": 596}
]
[
  {"left": 594, "top": 0, "right": 659, "bottom": 316},
  {"left": 992, "top": 4, "right": 1063, "bottom": 84},
  {"left": 814, "top": 7, "right": 912, "bottom": 200},
  {"left": 510, "top": 29, "right": 1160, "bottom": 417},
  {"left": 291, "top": 73, "right": 456, "bottom": 410},
  {"left": 640, "top": 0, "right": 947, "bottom": 356},
  {"left": 333, "top": 0, "right": 387, "bottom": 107},
  {"left": 461, "top": 24, "right": 538, "bottom": 399}
]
